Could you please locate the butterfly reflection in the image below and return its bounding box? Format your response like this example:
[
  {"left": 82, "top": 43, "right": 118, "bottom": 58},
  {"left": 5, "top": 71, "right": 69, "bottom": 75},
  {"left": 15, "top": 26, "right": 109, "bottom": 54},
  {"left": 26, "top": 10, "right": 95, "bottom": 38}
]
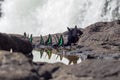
[{"left": 39, "top": 49, "right": 80, "bottom": 65}]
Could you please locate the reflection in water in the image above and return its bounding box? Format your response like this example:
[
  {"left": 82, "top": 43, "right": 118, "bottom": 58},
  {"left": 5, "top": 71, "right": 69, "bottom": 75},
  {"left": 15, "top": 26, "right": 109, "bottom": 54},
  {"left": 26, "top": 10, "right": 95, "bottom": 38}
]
[
  {"left": 45, "top": 49, "right": 52, "bottom": 59},
  {"left": 32, "top": 49, "right": 81, "bottom": 65},
  {"left": 40, "top": 50, "right": 44, "bottom": 58},
  {"left": 67, "top": 55, "right": 79, "bottom": 65}
]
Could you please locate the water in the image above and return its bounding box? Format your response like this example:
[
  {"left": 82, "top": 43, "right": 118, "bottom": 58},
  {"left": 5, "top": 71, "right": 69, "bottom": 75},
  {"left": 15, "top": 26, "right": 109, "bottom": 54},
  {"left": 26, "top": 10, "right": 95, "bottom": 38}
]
[
  {"left": 0, "top": 0, "right": 120, "bottom": 35},
  {"left": 32, "top": 50, "right": 82, "bottom": 65}
]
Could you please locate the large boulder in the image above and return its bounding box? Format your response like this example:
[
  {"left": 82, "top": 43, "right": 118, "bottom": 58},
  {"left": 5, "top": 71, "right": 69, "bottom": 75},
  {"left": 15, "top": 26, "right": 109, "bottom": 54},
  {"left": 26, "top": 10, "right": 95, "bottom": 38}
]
[
  {"left": 69, "top": 60, "right": 120, "bottom": 80},
  {"left": 0, "top": 50, "right": 38, "bottom": 80},
  {"left": 78, "top": 20, "right": 120, "bottom": 54},
  {"left": 32, "top": 60, "right": 120, "bottom": 80},
  {"left": 0, "top": 33, "right": 33, "bottom": 54}
]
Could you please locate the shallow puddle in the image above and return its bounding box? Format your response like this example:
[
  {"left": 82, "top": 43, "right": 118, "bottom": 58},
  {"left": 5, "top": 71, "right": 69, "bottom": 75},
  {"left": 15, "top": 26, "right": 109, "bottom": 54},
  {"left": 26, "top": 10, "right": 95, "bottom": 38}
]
[{"left": 32, "top": 50, "right": 82, "bottom": 65}]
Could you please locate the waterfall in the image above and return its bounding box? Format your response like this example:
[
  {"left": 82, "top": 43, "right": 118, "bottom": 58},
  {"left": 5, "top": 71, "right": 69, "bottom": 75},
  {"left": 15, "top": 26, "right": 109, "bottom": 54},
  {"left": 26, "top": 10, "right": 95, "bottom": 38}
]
[{"left": 0, "top": 0, "right": 120, "bottom": 35}]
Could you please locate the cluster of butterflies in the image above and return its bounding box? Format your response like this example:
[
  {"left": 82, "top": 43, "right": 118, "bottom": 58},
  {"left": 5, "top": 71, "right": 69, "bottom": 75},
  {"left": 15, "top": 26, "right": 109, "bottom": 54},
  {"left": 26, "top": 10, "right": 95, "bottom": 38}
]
[
  {"left": 23, "top": 32, "right": 33, "bottom": 43},
  {"left": 39, "top": 34, "right": 64, "bottom": 48},
  {"left": 24, "top": 26, "right": 83, "bottom": 48}
]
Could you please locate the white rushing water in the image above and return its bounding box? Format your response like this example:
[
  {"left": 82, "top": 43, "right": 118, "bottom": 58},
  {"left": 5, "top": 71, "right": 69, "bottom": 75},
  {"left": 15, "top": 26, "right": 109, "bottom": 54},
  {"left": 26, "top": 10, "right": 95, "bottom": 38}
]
[{"left": 0, "top": 0, "right": 120, "bottom": 35}]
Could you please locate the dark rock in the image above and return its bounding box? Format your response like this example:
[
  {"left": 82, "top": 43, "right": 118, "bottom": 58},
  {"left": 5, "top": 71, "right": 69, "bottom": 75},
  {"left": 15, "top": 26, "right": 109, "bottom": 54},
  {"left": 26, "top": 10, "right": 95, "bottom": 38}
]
[
  {"left": 11, "top": 35, "right": 33, "bottom": 54},
  {"left": 0, "top": 33, "right": 33, "bottom": 54},
  {"left": 65, "top": 26, "right": 83, "bottom": 46}
]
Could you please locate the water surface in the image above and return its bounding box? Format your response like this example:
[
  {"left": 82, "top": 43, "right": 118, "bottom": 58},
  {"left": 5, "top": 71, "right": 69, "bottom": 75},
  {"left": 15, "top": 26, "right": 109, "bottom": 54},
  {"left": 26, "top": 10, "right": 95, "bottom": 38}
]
[{"left": 32, "top": 50, "right": 82, "bottom": 65}]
